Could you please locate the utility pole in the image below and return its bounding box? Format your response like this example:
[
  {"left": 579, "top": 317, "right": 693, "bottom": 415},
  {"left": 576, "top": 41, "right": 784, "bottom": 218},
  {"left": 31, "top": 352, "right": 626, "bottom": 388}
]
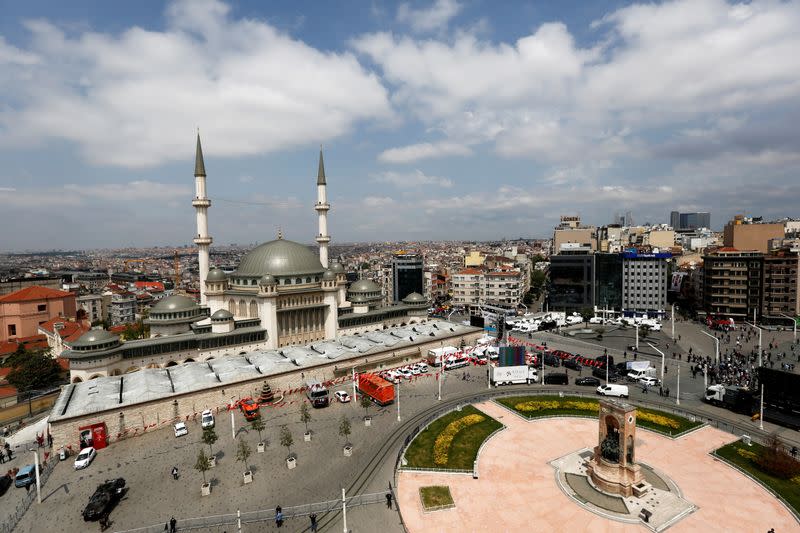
[
  {"left": 396, "top": 379, "right": 401, "bottom": 422},
  {"left": 701, "top": 330, "right": 719, "bottom": 365},
  {"left": 671, "top": 303, "right": 675, "bottom": 340},
  {"left": 230, "top": 409, "right": 235, "bottom": 440},
  {"left": 31, "top": 448, "right": 41, "bottom": 504},
  {"left": 635, "top": 324, "right": 639, "bottom": 350},
  {"left": 676, "top": 360, "right": 680, "bottom": 405},
  {"left": 759, "top": 384, "right": 764, "bottom": 431},
  {"left": 342, "top": 488, "right": 348, "bottom": 533},
  {"left": 648, "top": 343, "right": 665, "bottom": 382},
  {"left": 438, "top": 364, "right": 443, "bottom": 401}
]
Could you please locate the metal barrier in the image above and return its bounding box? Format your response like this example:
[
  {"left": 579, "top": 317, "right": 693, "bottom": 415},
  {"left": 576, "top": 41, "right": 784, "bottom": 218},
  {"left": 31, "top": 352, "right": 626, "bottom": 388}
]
[
  {"left": 113, "top": 491, "right": 389, "bottom": 533},
  {"left": 0, "top": 455, "right": 58, "bottom": 533}
]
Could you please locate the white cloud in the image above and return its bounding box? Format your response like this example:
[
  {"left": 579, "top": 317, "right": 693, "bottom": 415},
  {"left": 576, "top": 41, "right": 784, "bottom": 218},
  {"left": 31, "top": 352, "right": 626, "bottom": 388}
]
[
  {"left": 396, "top": 0, "right": 462, "bottom": 33},
  {"left": 63, "top": 180, "right": 190, "bottom": 200},
  {"left": 363, "top": 196, "right": 395, "bottom": 207},
  {"left": 373, "top": 169, "right": 453, "bottom": 188},
  {"left": 378, "top": 141, "right": 470, "bottom": 163},
  {"left": 0, "top": 186, "right": 17, "bottom": 192},
  {"left": 0, "top": 0, "right": 392, "bottom": 168}
]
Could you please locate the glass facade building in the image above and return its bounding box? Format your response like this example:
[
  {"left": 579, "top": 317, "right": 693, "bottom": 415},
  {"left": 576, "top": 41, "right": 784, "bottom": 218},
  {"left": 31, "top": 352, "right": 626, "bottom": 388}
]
[{"left": 391, "top": 253, "right": 423, "bottom": 303}]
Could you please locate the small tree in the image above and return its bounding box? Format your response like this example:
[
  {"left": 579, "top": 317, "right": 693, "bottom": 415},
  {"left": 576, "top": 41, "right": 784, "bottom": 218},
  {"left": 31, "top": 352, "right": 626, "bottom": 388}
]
[
  {"left": 279, "top": 425, "right": 293, "bottom": 456},
  {"left": 299, "top": 402, "right": 312, "bottom": 434},
  {"left": 195, "top": 448, "right": 211, "bottom": 484},
  {"left": 251, "top": 414, "right": 266, "bottom": 444},
  {"left": 640, "top": 324, "right": 651, "bottom": 339},
  {"left": 580, "top": 307, "right": 593, "bottom": 325},
  {"left": 235, "top": 438, "right": 252, "bottom": 473},
  {"left": 202, "top": 427, "right": 218, "bottom": 457},
  {"left": 338, "top": 414, "right": 351, "bottom": 444},
  {"left": 360, "top": 394, "right": 372, "bottom": 419},
  {"left": 755, "top": 432, "right": 800, "bottom": 479}
]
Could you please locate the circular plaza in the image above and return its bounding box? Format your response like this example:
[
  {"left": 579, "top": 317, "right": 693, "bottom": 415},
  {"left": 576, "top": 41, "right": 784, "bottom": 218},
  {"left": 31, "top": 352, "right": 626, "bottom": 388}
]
[{"left": 396, "top": 398, "right": 798, "bottom": 532}]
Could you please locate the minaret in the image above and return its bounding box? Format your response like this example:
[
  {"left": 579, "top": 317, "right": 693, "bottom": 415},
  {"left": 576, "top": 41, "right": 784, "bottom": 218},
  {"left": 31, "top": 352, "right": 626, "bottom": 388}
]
[
  {"left": 192, "top": 133, "right": 213, "bottom": 304},
  {"left": 315, "top": 147, "right": 331, "bottom": 268}
]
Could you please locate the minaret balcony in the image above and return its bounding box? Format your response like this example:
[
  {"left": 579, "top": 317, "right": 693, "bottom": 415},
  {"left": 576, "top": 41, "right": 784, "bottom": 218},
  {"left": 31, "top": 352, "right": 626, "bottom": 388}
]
[
  {"left": 192, "top": 198, "right": 211, "bottom": 208},
  {"left": 316, "top": 235, "right": 331, "bottom": 243},
  {"left": 314, "top": 202, "right": 330, "bottom": 211},
  {"left": 194, "top": 237, "right": 213, "bottom": 245}
]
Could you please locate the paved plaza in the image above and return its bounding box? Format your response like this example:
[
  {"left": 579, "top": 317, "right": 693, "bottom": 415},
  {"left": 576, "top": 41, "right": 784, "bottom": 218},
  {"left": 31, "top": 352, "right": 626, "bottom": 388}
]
[{"left": 396, "top": 400, "right": 797, "bottom": 532}]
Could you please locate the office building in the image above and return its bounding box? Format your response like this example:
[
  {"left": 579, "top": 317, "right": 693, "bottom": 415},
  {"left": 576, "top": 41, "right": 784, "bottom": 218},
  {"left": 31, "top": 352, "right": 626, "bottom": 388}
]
[
  {"left": 671, "top": 211, "right": 711, "bottom": 231},
  {"left": 548, "top": 251, "right": 595, "bottom": 312},
  {"left": 621, "top": 251, "right": 670, "bottom": 314},
  {"left": 553, "top": 215, "right": 597, "bottom": 255},
  {"left": 391, "top": 252, "right": 424, "bottom": 303}
]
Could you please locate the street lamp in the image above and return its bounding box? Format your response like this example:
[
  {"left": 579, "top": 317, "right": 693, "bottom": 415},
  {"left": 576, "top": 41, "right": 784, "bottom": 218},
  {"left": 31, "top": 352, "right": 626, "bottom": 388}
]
[
  {"left": 675, "top": 359, "right": 681, "bottom": 406},
  {"left": 647, "top": 342, "right": 665, "bottom": 382},
  {"left": 745, "top": 322, "right": 763, "bottom": 367},
  {"left": 779, "top": 313, "right": 797, "bottom": 342},
  {"left": 29, "top": 448, "right": 41, "bottom": 504},
  {"left": 700, "top": 330, "right": 719, "bottom": 365},
  {"left": 635, "top": 323, "right": 639, "bottom": 350},
  {"left": 396, "top": 378, "right": 401, "bottom": 422},
  {"left": 671, "top": 303, "right": 676, "bottom": 340}
]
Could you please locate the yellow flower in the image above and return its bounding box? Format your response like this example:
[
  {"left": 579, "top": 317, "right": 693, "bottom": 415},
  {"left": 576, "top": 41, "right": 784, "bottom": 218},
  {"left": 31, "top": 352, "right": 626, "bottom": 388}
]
[
  {"left": 513, "top": 399, "right": 598, "bottom": 413},
  {"left": 433, "top": 414, "right": 485, "bottom": 466},
  {"left": 637, "top": 411, "right": 680, "bottom": 429},
  {"left": 737, "top": 448, "right": 758, "bottom": 461}
]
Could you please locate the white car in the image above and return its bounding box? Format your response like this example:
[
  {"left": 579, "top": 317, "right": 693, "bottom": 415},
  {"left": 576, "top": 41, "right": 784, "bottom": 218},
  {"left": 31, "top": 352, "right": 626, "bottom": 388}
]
[
  {"left": 396, "top": 368, "right": 413, "bottom": 380},
  {"left": 74, "top": 446, "right": 96, "bottom": 470},
  {"left": 201, "top": 409, "right": 214, "bottom": 428},
  {"left": 409, "top": 365, "right": 421, "bottom": 375},
  {"left": 334, "top": 390, "right": 351, "bottom": 403},
  {"left": 384, "top": 371, "right": 401, "bottom": 384},
  {"left": 174, "top": 422, "right": 188, "bottom": 438},
  {"left": 639, "top": 376, "right": 661, "bottom": 387},
  {"left": 414, "top": 362, "right": 429, "bottom": 373},
  {"left": 589, "top": 317, "right": 604, "bottom": 324}
]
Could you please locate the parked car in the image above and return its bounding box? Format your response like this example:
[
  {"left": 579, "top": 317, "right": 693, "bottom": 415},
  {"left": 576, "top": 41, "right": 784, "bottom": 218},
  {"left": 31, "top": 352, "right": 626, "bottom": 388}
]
[
  {"left": 334, "top": 390, "right": 351, "bottom": 403},
  {"left": 543, "top": 353, "right": 561, "bottom": 367},
  {"left": 201, "top": 409, "right": 215, "bottom": 429},
  {"left": 0, "top": 474, "right": 11, "bottom": 497},
  {"left": 562, "top": 359, "right": 582, "bottom": 371},
  {"left": 173, "top": 422, "right": 188, "bottom": 438},
  {"left": 396, "top": 368, "right": 413, "bottom": 380},
  {"left": 639, "top": 376, "right": 661, "bottom": 387},
  {"left": 593, "top": 367, "right": 620, "bottom": 382},
  {"left": 14, "top": 465, "right": 37, "bottom": 488},
  {"left": 543, "top": 372, "right": 569, "bottom": 385},
  {"left": 409, "top": 365, "right": 421, "bottom": 375},
  {"left": 414, "top": 362, "right": 429, "bottom": 373},
  {"left": 575, "top": 376, "right": 601, "bottom": 387},
  {"left": 384, "top": 371, "right": 400, "bottom": 384},
  {"left": 74, "top": 446, "right": 97, "bottom": 470},
  {"left": 596, "top": 384, "right": 629, "bottom": 398},
  {"left": 82, "top": 478, "right": 126, "bottom": 521}
]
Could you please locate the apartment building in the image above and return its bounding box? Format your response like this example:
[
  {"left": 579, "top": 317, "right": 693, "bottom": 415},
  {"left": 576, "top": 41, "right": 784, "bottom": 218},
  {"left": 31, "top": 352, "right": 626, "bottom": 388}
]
[
  {"left": 553, "top": 216, "right": 597, "bottom": 255},
  {"left": 702, "top": 248, "right": 764, "bottom": 320},
  {"left": 0, "top": 286, "right": 77, "bottom": 342},
  {"left": 762, "top": 250, "right": 800, "bottom": 319},
  {"left": 723, "top": 215, "right": 784, "bottom": 254},
  {"left": 451, "top": 268, "right": 524, "bottom": 312},
  {"left": 107, "top": 292, "right": 137, "bottom": 325}
]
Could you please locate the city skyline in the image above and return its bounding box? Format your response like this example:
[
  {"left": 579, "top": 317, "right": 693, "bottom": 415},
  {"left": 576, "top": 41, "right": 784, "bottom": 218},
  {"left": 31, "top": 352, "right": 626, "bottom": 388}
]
[{"left": 1, "top": 0, "right": 799, "bottom": 250}]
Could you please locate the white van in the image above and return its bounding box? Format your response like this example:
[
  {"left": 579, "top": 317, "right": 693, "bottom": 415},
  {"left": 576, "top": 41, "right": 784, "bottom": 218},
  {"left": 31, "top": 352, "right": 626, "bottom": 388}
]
[
  {"left": 627, "top": 367, "right": 656, "bottom": 381},
  {"left": 596, "top": 384, "right": 629, "bottom": 398}
]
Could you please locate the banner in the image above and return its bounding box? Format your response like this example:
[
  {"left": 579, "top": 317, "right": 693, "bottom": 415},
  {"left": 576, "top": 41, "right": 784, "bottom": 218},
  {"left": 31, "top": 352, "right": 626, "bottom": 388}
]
[{"left": 670, "top": 272, "right": 686, "bottom": 292}]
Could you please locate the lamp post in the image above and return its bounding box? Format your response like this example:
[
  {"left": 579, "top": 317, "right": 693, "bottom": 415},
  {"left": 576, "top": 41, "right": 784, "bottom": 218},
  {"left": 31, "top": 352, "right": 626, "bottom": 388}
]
[
  {"left": 29, "top": 448, "right": 41, "bottom": 504},
  {"left": 700, "top": 330, "right": 719, "bottom": 365},
  {"left": 647, "top": 342, "right": 665, "bottom": 382},
  {"left": 396, "top": 379, "right": 401, "bottom": 422},
  {"left": 671, "top": 303, "right": 675, "bottom": 340},
  {"left": 759, "top": 384, "right": 765, "bottom": 431},
  {"left": 230, "top": 396, "right": 236, "bottom": 440},
  {"left": 635, "top": 324, "right": 639, "bottom": 350},
  {"left": 746, "top": 322, "right": 763, "bottom": 367},
  {"left": 779, "top": 313, "right": 797, "bottom": 342},
  {"left": 676, "top": 360, "right": 681, "bottom": 405},
  {"left": 342, "top": 488, "right": 348, "bottom": 533}
]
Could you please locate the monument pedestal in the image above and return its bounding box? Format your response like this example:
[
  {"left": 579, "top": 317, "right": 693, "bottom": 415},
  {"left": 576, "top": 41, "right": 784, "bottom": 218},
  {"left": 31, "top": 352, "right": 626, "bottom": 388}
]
[{"left": 586, "top": 453, "right": 645, "bottom": 497}]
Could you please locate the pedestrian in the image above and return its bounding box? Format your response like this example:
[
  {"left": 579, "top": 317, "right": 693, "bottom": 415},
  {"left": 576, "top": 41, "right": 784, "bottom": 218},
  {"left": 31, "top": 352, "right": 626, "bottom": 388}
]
[
  {"left": 164, "top": 522, "right": 169, "bottom": 532},
  {"left": 47, "top": 434, "right": 53, "bottom": 448},
  {"left": 310, "top": 513, "right": 318, "bottom": 533},
  {"left": 171, "top": 466, "right": 179, "bottom": 480},
  {"left": 275, "top": 506, "right": 283, "bottom": 528},
  {"left": 169, "top": 516, "right": 177, "bottom": 533},
  {"left": 659, "top": 386, "right": 663, "bottom": 397},
  {"left": 666, "top": 387, "right": 670, "bottom": 398},
  {"left": 0, "top": 449, "right": 4, "bottom": 464},
  {"left": 386, "top": 492, "right": 393, "bottom": 509}
]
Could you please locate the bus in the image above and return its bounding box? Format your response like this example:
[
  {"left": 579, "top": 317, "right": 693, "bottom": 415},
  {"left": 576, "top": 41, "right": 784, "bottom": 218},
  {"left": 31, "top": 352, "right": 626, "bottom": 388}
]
[{"left": 306, "top": 379, "right": 330, "bottom": 408}]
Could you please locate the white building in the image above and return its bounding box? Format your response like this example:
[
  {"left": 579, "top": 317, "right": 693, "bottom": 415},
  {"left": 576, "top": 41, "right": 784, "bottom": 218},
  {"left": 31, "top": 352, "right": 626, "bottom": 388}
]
[{"left": 621, "top": 251, "right": 670, "bottom": 314}]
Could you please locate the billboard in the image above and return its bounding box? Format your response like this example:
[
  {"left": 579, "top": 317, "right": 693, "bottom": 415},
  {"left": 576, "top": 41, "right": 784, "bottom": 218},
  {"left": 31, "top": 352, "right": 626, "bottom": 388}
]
[
  {"left": 498, "top": 346, "right": 526, "bottom": 367},
  {"left": 670, "top": 272, "right": 687, "bottom": 292}
]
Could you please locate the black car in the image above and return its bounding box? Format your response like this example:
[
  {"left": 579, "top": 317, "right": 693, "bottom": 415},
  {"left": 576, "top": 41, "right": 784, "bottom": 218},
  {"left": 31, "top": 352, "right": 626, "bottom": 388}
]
[
  {"left": 82, "top": 478, "right": 126, "bottom": 521},
  {"left": 562, "top": 359, "right": 582, "bottom": 371},
  {"left": 543, "top": 372, "right": 569, "bottom": 385},
  {"left": 575, "top": 376, "right": 601, "bottom": 386},
  {"left": 543, "top": 353, "right": 561, "bottom": 367},
  {"left": 593, "top": 367, "right": 619, "bottom": 382},
  {"left": 0, "top": 474, "right": 11, "bottom": 497},
  {"left": 595, "top": 355, "right": 615, "bottom": 367}
]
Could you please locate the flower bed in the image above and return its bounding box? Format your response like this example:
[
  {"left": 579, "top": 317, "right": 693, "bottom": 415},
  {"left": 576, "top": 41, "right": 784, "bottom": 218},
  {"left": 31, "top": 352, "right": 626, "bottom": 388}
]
[
  {"left": 404, "top": 405, "right": 502, "bottom": 470},
  {"left": 496, "top": 395, "right": 702, "bottom": 436}
]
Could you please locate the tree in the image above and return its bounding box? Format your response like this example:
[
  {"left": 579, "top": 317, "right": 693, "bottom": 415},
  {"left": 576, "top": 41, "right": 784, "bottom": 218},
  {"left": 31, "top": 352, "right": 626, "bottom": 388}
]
[
  {"left": 338, "top": 414, "right": 351, "bottom": 444},
  {"left": 194, "top": 448, "right": 211, "bottom": 484},
  {"left": 529, "top": 269, "right": 547, "bottom": 299},
  {"left": 202, "top": 427, "right": 218, "bottom": 456},
  {"left": 6, "top": 352, "right": 63, "bottom": 392},
  {"left": 235, "top": 438, "right": 252, "bottom": 473},
  {"left": 251, "top": 414, "right": 266, "bottom": 443},
  {"left": 299, "top": 402, "right": 312, "bottom": 434},
  {"left": 755, "top": 432, "right": 800, "bottom": 479},
  {"left": 640, "top": 324, "right": 651, "bottom": 339},
  {"left": 580, "top": 308, "right": 593, "bottom": 325},
  {"left": 360, "top": 394, "right": 372, "bottom": 419},
  {"left": 279, "top": 425, "right": 293, "bottom": 456}
]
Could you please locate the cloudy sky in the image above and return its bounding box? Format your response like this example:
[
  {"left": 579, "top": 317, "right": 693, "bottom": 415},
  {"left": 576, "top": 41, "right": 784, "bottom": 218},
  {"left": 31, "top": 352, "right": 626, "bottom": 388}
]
[{"left": 1, "top": 0, "right": 798, "bottom": 250}]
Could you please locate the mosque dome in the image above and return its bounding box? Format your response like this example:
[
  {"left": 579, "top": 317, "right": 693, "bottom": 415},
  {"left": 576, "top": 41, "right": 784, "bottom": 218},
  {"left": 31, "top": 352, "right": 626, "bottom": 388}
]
[
  {"left": 329, "top": 262, "right": 344, "bottom": 273},
  {"left": 322, "top": 270, "right": 336, "bottom": 281},
  {"left": 206, "top": 268, "right": 227, "bottom": 282},
  {"left": 211, "top": 309, "right": 234, "bottom": 321},
  {"left": 151, "top": 295, "right": 199, "bottom": 313},
  {"left": 235, "top": 239, "right": 325, "bottom": 277},
  {"left": 402, "top": 292, "right": 427, "bottom": 305},
  {"left": 259, "top": 274, "right": 277, "bottom": 286},
  {"left": 70, "top": 330, "right": 121, "bottom": 351},
  {"left": 347, "top": 279, "right": 382, "bottom": 304}
]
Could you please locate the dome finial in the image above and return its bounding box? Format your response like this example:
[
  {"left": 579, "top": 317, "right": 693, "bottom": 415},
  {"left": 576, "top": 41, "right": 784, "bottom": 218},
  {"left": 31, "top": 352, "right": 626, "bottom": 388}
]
[{"left": 277, "top": 226, "right": 283, "bottom": 240}]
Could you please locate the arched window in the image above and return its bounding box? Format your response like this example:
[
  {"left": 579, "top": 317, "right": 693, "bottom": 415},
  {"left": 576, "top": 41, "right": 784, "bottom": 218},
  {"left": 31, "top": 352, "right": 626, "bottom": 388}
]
[
  {"left": 296, "top": 278, "right": 302, "bottom": 284},
  {"left": 249, "top": 300, "right": 258, "bottom": 318},
  {"left": 306, "top": 277, "right": 311, "bottom": 283},
  {"left": 239, "top": 299, "right": 246, "bottom": 317},
  {"left": 228, "top": 300, "right": 236, "bottom": 313}
]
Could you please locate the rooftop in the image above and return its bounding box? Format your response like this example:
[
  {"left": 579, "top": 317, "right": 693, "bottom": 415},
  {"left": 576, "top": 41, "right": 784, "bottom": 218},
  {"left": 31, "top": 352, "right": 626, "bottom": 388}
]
[{"left": 0, "top": 286, "right": 73, "bottom": 303}]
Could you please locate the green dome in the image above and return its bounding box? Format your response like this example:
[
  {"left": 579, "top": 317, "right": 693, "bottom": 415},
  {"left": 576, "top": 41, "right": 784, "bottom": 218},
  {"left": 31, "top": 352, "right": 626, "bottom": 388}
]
[
  {"left": 329, "top": 262, "right": 344, "bottom": 273},
  {"left": 259, "top": 274, "right": 277, "bottom": 286},
  {"left": 151, "top": 294, "right": 199, "bottom": 313},
  {"left": 206, "top": 268, "right": 227, "bottom": 282},
  {"left": 402, "top": 292, "right": 426, "bottom": 304},
  {"left": 235, "top": 239, "right": 324, "bottom": 277},
  {"left": 70, "top": 329, "right": 120, "bottom": 350},
  {"left": 322, "top": 270, "right": 336, "bottom": 281},
  {"left": 348, "top": 279, "right": 381, "bottom": 293},
  {"left": 211, "top": 309, "right": 234, "bottom": 320}
]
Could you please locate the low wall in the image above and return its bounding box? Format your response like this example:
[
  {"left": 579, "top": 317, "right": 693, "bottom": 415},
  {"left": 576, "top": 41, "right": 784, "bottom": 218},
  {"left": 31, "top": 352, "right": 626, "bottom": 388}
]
[{"left": 48, "top": 329, "right": 482, "bottom": 450}]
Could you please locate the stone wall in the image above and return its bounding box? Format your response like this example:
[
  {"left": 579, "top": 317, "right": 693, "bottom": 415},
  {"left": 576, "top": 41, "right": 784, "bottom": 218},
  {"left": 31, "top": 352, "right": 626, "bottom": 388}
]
[{"left": 49, "top": 328, "right": 483, "bottom": 450}]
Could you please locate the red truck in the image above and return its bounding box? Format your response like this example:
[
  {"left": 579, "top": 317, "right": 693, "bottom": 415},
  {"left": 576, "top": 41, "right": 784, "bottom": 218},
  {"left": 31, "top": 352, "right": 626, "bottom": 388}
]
[
  {"left": 357, "top": 373, "right": 395, "bottom": 406},
  {"left": 238, "top": 398, "right": 260, "bottom": 421}
]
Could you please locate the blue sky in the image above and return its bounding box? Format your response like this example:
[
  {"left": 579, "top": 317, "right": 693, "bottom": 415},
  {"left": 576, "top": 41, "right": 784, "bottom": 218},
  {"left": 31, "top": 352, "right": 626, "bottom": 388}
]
[{"left": 1, "top": 0, "right": 799, "bottom": 250}]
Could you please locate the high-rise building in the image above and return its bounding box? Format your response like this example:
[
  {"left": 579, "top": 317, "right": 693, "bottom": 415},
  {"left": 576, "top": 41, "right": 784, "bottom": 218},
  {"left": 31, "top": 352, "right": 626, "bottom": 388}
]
[
  {"left": 391, "top": 252, "right": 423, "bottom": 303},
  {"left": 670, "top": 211, "right": 711, "bottom": 231},
  {"left": 548, "top": 250, "right": 595, "bottom": 312},
  {"left": 702, "top": 248, "right": 764, "bottom": 320},
  {"left": 621, "top": 251, "right": 670, "bottom": 314}
]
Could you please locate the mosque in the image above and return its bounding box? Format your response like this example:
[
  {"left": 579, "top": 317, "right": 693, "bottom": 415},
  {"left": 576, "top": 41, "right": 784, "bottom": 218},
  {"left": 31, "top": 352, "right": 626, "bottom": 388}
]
[{"left": 62, "top": 136, "right": 437, "bottom": 383}]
